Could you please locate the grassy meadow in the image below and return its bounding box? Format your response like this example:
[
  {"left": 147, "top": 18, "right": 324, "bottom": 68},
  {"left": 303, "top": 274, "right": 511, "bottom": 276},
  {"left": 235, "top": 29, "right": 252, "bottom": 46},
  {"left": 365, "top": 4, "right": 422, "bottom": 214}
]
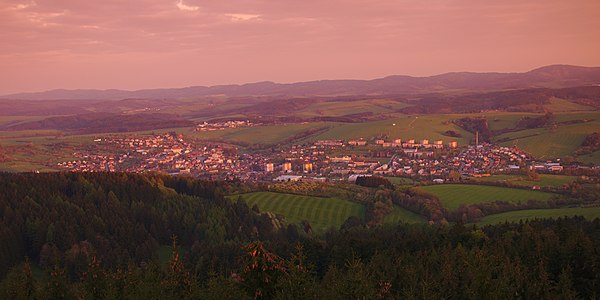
[
  {"left": 189, "top": 122, "right": 332, "bottom": 145},
  {"left": 417, "top": 184, "right": 557, "bottom": 210},
  {"left": 294, "top": 99, "right": 409, "bottom": 117},
  {"left": 306, "top": 114, "right": 474, "bottom": 145},
  {"left": 473, "top": 174, "right": 577, "bottom": 187},
  {"left": 494, "top": 111, "right": 600, "bottom": 162},
  {"left": 228, "top": 192, "right": 365, "bottom": 232},
  {"left": 383, "top": 206, "right": 427, "bottom": 224},
  {"left": 477, "top": 206, "right": 600, "bottom": 225}
]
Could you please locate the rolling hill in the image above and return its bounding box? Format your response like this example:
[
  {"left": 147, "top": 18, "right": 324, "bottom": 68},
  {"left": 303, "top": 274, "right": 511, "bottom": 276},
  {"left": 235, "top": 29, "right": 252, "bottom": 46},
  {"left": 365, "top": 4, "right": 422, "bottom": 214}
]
[{"left": 3, "top": 65, "right": 600, "bottom": 101}]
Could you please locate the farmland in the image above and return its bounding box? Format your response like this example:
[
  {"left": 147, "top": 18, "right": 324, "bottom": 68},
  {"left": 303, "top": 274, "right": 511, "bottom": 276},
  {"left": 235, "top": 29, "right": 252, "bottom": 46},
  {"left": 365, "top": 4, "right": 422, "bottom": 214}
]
[
  {"left": 578, "top": 151, "right": 600, "bottom": 164},
  {"left": 306, "top": 114, "right": 474, "bottom": 145},
  {"left": 383, "top": 206, "right": 427, "bottom": 224},
  {"left": 189, "top": 122, "right": 332, "bottom": 146},
  {"left": 228, "top": 192, "right": 365, "bottom": 232},
  {"left": 417, "top": 184, "right": 557, "bottom": 210},
  {"left": 388, "top": 177, "right": 417, "bottom": 186},
  {"left": 294, "top": 99, "right": 409, "bottom": 117},
  {"left": 494, "top": 111, "right": 600, "bottom": 161},
  {"left": 473, "top": 174, "right": 577, "bottom": 187},
  {"left": 477, "top": 206, "right": 600, "bottom": 225}
]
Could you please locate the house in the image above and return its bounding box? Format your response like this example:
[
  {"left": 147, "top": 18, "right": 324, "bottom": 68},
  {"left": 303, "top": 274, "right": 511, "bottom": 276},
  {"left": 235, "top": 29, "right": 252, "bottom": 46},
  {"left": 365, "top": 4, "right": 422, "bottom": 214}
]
[
  {"left": 315, "top": 140, "right": 344, "bottom": 147},
  {"left": 304, "top": 177, "right": 327, "bottom": 182},
  {"left": 404, "top": 149, "right": 418, "bottom": 157},
  {"left": 303, "top": 163, "right": 313, "bottom": 173},
  {"left": 265, "top": 163, "right": 274, "bottom": 172},
  {"left": 548, "top": 165, "right": 563, "bottom": 172},
  {"left": 348, "top": 174, "right": 372, "bottom": 183},
  {"left": 348, "top": 139, "right": 367, "bottom": 146},
  {"left": 330, "top": 156, "right": 352, "bottom": 163},
  {"left": 545, "top": 163, "right": 563, "bottom": 172},
  {"left": 274, "top": 175, "right": 303, "bottom": 182},
  {"left": 282, "top": 162, "right": 292, "bottom": 171}
]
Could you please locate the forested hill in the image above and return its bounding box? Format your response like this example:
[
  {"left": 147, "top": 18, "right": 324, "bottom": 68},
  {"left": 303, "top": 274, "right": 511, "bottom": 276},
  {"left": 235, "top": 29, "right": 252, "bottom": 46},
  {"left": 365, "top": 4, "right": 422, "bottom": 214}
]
[
  {"left": 1, "top": 173, "right": 600, "bottom": 298},
  {"left": 0, "top": 172, "right": 276, "bottom": 279}
]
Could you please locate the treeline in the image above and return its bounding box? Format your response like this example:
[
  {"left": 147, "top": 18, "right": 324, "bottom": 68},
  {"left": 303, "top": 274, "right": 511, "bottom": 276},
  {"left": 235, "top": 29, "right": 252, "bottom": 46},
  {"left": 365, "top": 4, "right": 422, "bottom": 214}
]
[
  {"left": 0, "top": 172, "right": 278, "bottom": 280},
  {"left": 2, "top": 218, "right": 600, "bottom": 299},
  {"left": 387, "top": 178, "right": 600, "bottom": 223},
  {"left": 454, "top": 117, "right": 492, "bottom": 143},
  {"left": 7, "top": 113, "right": 194, "bottom": 134},
  {"left": 2, "top": 173, "right": 600, "bottom": 298},
  {"left": 577, "top": 132, "right": 600, "bottom": 155}
]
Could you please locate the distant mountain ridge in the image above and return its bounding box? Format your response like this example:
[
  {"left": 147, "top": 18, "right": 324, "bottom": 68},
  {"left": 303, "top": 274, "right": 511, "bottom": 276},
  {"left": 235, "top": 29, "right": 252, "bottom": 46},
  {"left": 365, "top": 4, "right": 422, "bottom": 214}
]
[{"left": 3, "top": 65, "right": 600, "bottom": 101}]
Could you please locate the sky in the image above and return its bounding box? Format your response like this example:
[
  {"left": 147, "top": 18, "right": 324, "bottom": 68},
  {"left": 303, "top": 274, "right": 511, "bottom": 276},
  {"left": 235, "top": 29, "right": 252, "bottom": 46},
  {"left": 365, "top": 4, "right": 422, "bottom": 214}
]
[{"left": 1, "top": 0, "right": 600, "bottom": 94}]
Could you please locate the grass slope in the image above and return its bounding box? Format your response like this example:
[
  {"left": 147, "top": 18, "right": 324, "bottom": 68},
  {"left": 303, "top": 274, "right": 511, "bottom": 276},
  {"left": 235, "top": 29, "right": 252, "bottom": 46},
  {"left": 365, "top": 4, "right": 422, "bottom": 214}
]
[
  {"left": 230, "top": 192, "right": 365, "bottom": 232},
  {"left": 417, "top": 184, "right": 556, "bottom": 210},
  {"left": 578, "top": 150, "right": 600, "bottom": 164},
  {"left": 307, "top": 114, "right": 474, "bottom": 146},
  {"left": 477, "top": 207, "right": 600, "bottom": 225},
  {"left": 295, "top": 99, "right": 408, "bottom": 117},
  {"left": 388, "top": 177, "right": 417, "bottom": 186},
  {"left": 474, "top": 174, "right": 577, "bottom": 187},
  {"left": 495, "top": 111, "right": 600, "bottom": 161},
  {"left": 383, "top": 206, "right": 427, "bottom": 224},
  {"left": 544, "top": 97, "right": 596, "bottom": 112},
  {"left": 191, "top": 122, "right": 331, "bottom": 145}
]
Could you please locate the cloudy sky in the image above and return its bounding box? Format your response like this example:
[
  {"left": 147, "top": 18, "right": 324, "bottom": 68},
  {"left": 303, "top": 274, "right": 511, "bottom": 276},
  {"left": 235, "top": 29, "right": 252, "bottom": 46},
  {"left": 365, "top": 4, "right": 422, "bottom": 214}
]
[{"left": 1, "top": 0, "right": 599, "bottom": 94}]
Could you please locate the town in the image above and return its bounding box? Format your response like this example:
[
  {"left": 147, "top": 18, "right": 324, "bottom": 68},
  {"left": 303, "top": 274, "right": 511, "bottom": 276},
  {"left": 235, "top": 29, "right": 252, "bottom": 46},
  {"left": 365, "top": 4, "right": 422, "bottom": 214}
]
[
  {"left": 194, "top": 120, "right": 258, "bottom": 131},
  {"left": 57, "top": 131, "right": 577, "bottom": 183}
]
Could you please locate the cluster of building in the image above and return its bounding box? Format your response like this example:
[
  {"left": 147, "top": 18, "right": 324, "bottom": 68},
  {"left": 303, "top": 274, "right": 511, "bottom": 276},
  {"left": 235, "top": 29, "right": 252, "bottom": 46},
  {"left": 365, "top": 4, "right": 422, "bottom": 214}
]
[
  {"left": 57, "top": 133, "right": 565, "bottom": 183},
  {"left": 382, "top": 144, "right": 530, "bottom": 177},
  {"left": 194, "top": 120, "right": 257, "bottom": 131},
  {"left": 333, "top": 138, "right": 458, "bottom": 149},
  {"left": 58, "top": 133, "right": 238, "bottom": 175},
  {"left": 372, "top": 138, "right": 458, "bottom": 149}
]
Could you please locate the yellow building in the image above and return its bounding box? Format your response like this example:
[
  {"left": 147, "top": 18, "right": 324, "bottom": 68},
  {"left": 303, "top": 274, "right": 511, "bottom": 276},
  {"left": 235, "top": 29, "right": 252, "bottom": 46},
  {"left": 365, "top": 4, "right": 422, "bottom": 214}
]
[
  {"left": 282, "top": 162, "right": 292, "bottom": 171},
  {"left": 303, "top": 163, "right": 313, "bottom": 173}
]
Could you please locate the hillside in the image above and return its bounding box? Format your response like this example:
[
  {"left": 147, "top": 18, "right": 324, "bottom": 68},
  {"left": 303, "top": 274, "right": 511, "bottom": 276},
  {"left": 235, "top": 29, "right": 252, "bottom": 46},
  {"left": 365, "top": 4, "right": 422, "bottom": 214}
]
[
  {"left": 1, "top": 173, "right": 600, "bottom": 299},
  {"left": 3, "top": 65, "right": 600, "bottom": 101},
  {"left": 3, "top": 113, "right": 194, "bottom": 133}
]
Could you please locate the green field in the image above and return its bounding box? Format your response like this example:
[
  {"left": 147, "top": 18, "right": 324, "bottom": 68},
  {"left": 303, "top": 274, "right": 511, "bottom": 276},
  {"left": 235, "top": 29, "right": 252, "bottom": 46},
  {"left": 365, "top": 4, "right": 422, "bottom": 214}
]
[
  {"left": 295, "top": 99, "right": 409, "bottom": 117},
  {"left": 544, "top": 97, "right": 596, "bottom": 112},
  {"left": 383, "top": 206, "right": 427, "bottom": 224},
  {"left": 306, "top": 114, "right": 474, "bottom": 146},
  {"left": 417, "top": 184, "right": 557, "bottom": 210},
  {"left": 578, "top": 150, "right": 600, "bottom": 164},
  {"left": 477, "top": 207, "right": 600, "bottom": 225},
  {"left": 190, "top": 122, "right": 332, "bottom": 145},
  {"left": 388, "top": 177, "right": 417, "bottom": 186},
  {"left": 0, "top": 115, "right": 52, "bottom": 127},
  {"left": 486, "top": 113, "right": 533, "bottom": 131},
  {"left": 495, "top": 111, "right": 600, "bottom": 161},
  {"left": 474, "top": 174, "right": 577, "bottom": 187},
  {"left": 0, "top": 161, "right": 58, "bottom": 172},
  {"left": 229, "top": 192, "right": 365, "bottom": 232}
]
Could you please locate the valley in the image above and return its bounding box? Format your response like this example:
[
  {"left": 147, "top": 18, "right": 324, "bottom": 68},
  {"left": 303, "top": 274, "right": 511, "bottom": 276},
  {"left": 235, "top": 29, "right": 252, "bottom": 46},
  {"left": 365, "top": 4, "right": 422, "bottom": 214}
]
[{"left": 1, "top": 67, "right": 599, "bottom": 231}]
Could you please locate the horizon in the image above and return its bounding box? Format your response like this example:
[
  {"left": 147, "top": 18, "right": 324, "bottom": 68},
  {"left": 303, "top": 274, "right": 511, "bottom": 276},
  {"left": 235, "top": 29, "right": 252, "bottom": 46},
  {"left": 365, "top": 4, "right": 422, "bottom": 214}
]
[
  {"left": 1, "top": 0, "right": 600, "bottom": 94},
  {"left": 3, "top": 63, "right": 599, "bottom": 95}
]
